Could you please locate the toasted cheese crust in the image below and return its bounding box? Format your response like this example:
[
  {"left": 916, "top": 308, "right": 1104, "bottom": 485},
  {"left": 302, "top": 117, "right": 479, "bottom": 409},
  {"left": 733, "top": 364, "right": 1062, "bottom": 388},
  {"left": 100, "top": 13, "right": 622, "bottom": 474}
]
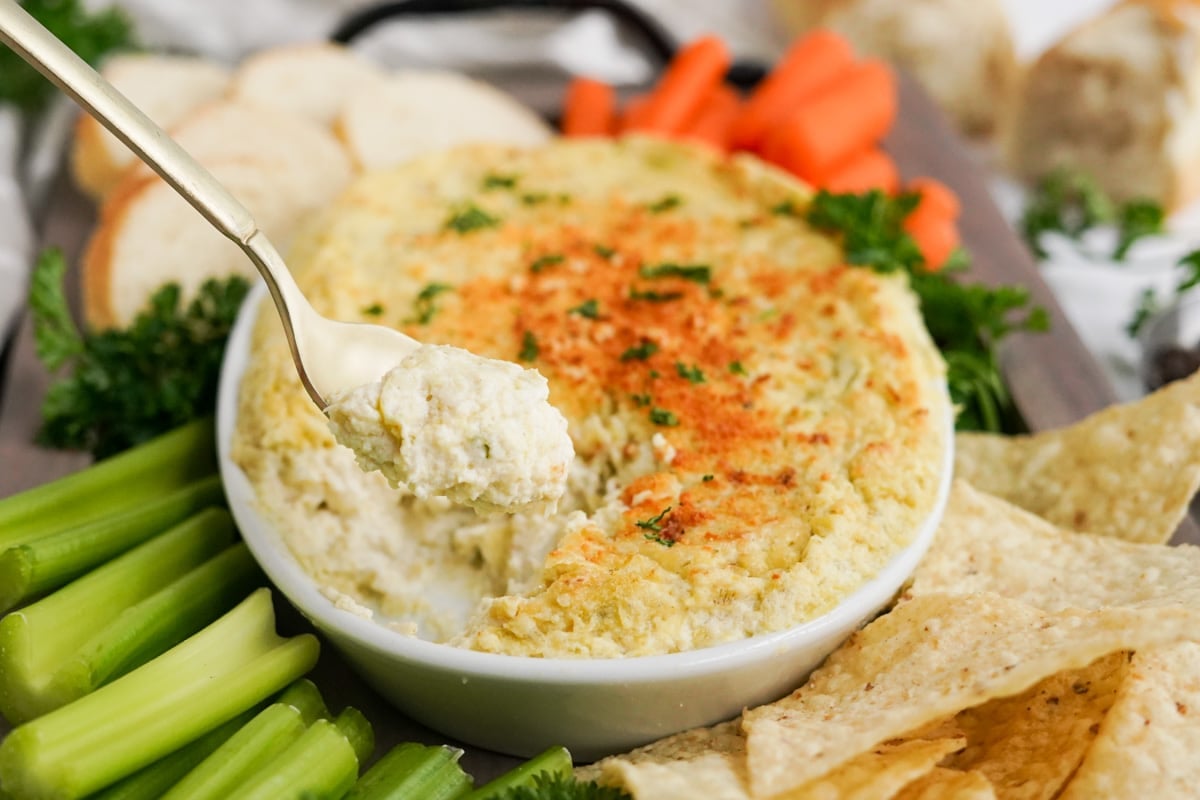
[{"left": 233, "top": 137, "right": 949, "bottom": 658}]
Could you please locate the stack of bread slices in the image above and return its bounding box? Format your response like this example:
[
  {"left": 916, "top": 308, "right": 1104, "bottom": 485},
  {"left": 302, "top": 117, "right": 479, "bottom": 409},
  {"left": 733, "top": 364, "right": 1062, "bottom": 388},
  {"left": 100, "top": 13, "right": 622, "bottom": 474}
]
[{"left": 74, "top": 43, "right": 552, "bottom": 329}]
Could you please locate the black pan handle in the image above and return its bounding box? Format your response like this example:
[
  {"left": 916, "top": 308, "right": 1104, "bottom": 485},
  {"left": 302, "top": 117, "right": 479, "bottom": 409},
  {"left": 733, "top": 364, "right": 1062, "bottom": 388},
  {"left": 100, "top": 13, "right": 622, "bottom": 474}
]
[{"left": 330, "top": 0, "right": 767, "bottom": 89}]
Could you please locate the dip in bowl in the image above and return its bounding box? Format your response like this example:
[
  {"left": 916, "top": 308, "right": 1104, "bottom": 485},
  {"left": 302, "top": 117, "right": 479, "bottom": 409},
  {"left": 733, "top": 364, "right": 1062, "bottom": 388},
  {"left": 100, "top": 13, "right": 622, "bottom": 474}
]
[{"left": 219, "top": 138, "right": 954, "bottom": 759}]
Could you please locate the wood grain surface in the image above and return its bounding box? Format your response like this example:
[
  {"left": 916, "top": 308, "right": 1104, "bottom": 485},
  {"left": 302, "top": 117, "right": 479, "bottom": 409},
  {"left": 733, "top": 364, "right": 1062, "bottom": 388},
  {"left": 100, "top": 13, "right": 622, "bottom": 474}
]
[{"left": 0, "top": 73, "right": 1195, "bottom": 770}]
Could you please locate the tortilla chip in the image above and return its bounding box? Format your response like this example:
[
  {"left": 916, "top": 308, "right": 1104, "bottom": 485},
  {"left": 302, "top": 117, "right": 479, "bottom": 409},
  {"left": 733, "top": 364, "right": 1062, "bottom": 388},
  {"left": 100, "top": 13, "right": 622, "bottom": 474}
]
[
  {"left": 894, "top": 768, "right": 996, "bottom": 800},
  {"left": 742, "top": 593, "right": 1200, "bottom": 797},
  {"left": 953, "top": 370, "right": 1200, "bottom": 544},
  {"left": 905, "top": 482, "right": 1200, "bottom": 611},
  {"left": 1058, "top": 642, "right": 1200, "bottom": 799},
  {"left": 944, "top": 651, "right": 1130, "bottom": 800},
  {"left": 582, "top": 719, "right": 962, "bottom": 800}
]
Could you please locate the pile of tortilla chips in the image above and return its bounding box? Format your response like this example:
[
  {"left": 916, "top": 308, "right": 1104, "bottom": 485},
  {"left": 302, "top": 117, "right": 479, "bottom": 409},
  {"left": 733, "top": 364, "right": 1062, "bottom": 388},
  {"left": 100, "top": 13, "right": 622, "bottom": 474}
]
[{"left": 579, "top": 372, "right": 1200, "bottom": 798}]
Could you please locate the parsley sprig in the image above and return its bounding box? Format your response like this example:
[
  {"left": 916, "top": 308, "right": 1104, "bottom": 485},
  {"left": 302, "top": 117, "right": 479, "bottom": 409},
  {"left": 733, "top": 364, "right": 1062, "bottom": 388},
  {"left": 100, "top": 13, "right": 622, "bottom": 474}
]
[
  {"left": 807, "top": 190, "right": 1048, "bottom": 433},
  {"left": 1020, "top": 169, "right": 1165, "bottom": 260},
  {"left": 30, "top": 249, "right": 248, "bottom": 457}
]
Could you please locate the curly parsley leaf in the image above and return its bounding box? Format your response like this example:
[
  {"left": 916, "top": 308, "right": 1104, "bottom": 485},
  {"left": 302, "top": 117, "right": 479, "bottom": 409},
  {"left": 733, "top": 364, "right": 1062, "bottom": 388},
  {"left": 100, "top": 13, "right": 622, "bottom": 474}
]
[
  {"left": 1114, "top": 199, "right": 1166, "bottom": 260},
  {"left": 807, "top": 189, "right": 923, "bottom": 274},
  {"left": 31, "top": 250, "right": 249, "bottom": 458},
  {"left": 0, "top": 0, "right": 134, "bottom": 113},
  {"left": 1020, "top": 169, "right": 1164, "bottom": 260},
  {"left": 489, "top": 773, "right": 632, "bottom": 800}
]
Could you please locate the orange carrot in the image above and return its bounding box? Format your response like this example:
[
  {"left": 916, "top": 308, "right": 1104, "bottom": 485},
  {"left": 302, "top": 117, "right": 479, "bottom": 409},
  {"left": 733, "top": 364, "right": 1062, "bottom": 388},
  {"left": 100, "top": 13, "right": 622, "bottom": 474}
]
[
  {"left": 908, "top": 177, "right": 960, "bottom": 219},
  {"left": 629, "top": 35, "right": 731, "bottom": 135},
  {"left": 680, "top": 84, "right": 742, "bottom": 149},
  {"left": 906, "top": 215, "right": 960, "bottom": 271},
  {"left": 619, "top": 93, "right": 653, "bottom": 133},
  {"left": 820, "top": 148, "right": 899, "bottom": 194},
  {"left": 729, "top": 29, "right": 856, "bottom": 151},
  {"left": 763, "top": 60, "right": 898, "bottom": 182},
  {"left": 562, "top": 77, "right": 617, "bottom": 137}
]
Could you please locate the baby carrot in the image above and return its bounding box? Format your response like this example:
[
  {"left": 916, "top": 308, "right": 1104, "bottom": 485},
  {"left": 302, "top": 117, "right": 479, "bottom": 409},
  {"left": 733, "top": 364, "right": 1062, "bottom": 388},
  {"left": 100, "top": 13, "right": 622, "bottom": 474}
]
[
  {"left": 562, "top": 77, "right": 617, "bottom": 137},
  {"left": 820, "top": 148, "right": 899, "bottom": 194},
  {"left": 680, "top": 84, "right": 742, "bottom": 150},
  {"left": 729, "top": 29, "right": 855, "bottom": 151},
  {"left": 764, "top": 60, "right": 898, "bottom": 181},
  {"left": 619, "top": 93, "right": 653, "bottom": 133},
  {"left": 908, "top": 177, "right": 961, "bottom": 219},
  {"left": 906, "top": 215, "right": 960, "bottom": 271},
  {"left": 629, "top": 35, "right": 731, "bottom": 135}
]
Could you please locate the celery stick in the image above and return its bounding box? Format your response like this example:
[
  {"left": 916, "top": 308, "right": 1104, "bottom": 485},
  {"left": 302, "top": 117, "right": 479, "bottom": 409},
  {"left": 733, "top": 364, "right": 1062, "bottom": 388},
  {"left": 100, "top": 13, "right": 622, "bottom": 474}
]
[
  {"left": 0, "top": 589, "right": 319, "bottom": 800},
  {"left": 160, "top": 703, "right": 308, "bottom": 800},
  {"left": 0, "top": 474, "right": 225, "bottom": 611},
  {"left": 224, "top": 709, "right": 374, "bottom": 800},
  {"left": 0, "top": 509, "right": 250, "bottom": 723},
  {"left": 346, "top": 743, "right": 473, "bottom": 800},
  {"left": 460, "top": 747, "right": 573, "bottom": 800},
  {"left": 0, "top": 418, "right": 215, "bottom": 548},
  {"left": 93, "top": 681, "right": 323, "bottom": 800},
  {"left": 89, "top": 708, "right": 258, "bottom": 800}
]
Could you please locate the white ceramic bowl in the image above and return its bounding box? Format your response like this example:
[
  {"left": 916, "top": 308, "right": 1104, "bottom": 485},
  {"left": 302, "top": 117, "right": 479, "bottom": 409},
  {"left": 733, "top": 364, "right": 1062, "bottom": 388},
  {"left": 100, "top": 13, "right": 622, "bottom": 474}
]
[{"left": 218, "top": 282, "right": 955, "bottom": 762}]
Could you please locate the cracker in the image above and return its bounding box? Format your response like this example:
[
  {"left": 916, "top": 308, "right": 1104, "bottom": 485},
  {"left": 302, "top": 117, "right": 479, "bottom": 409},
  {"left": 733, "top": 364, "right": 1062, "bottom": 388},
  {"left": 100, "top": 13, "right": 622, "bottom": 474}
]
[
  {"left": 1059, "top": 642, "right": 1200, "bottom": 799},
  {"left": 905, "top": 482, "right": 1200, "bottom": 611},
  {"left": 742, "top": 593, "right": 1200, "bottom": 797},
  {"left": 953, "top": 370, "right": 1200, "bottom": 543},
  {"left": 894, "top": 768, "right": 996, "bottom": 800},
  {"left": 944, "top": 651, "right": 1130, "bottom": 800}
]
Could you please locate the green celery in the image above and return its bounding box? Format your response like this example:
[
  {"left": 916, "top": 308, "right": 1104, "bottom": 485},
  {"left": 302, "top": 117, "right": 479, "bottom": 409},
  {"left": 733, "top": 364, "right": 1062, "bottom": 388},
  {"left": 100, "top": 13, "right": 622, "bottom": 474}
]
[
  {"left": 0, "top": 589, "right": 319, "bottom": 800},
  {"left": 0, "top": 418, "right": 215, "bottom": 549},
  {"left": 0, "top": 509, "right": 253, "bottom": 723},
  {"left": 225, "top": 708, "right": 374, "bottom": 800},
  {"left": 92, "top": 681, "right": 326, "bottom": 800},
  {"left": 159, "top": 703, "right": 308, "bottom": 800},
  {"left": 0, "top": 475, "right": 225, "bottom": 611},
  {"left": 461, "top": 747, "right": 573, "bottom": 800},
  {"left": 89, "top": 708, "right": 258, "bottom": 800},
  {"left": 346, "top": 743, "right": 473, "bottom": 800}
]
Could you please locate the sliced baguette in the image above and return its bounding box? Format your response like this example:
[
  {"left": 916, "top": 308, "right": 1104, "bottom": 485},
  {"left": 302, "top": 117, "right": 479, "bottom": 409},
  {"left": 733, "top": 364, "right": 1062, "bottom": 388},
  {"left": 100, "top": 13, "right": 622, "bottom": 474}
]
[
  {"left": 772, "top": 0, "right": 1017, "bottom": 138},
  {"left": 1008, "top": 0, "right": 1200, "bottom": 209},
  {"left": 70, "top": 54, "right": 231, "bottom": 200},
  {"left": 335, "top": 70, "right": 552, "bottom": 172},
  {"left": 227, "top": 42, "right": 388, "bottom": 125}
]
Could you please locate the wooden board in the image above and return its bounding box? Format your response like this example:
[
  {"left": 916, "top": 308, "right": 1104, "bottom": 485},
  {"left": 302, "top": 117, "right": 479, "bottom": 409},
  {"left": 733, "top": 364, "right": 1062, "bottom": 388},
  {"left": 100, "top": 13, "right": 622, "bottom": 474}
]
[{"left": 1, "top": 73, "right": 1195, "bottom": 772}]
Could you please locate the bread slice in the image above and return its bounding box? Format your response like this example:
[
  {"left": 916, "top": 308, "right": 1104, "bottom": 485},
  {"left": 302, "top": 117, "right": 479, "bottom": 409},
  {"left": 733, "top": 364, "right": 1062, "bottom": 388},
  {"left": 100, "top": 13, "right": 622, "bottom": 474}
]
[
  {"left": 771, "top": 0, "right": 1017, "bottom": 137},
  {"left": 335, "top": 70, "right": 552, "bottom": 171},
  {"left": 1008, "top": 0, "right": 1200, "bottom": 209},
  {"left": 227, "top": 42, "right": 387, "bottom": 125},
  {"left": 84, "top": 138, "right": 351, "bottom": 329},
  {"left": 70, "top": 54, "right": 231, "bottom": 200}
]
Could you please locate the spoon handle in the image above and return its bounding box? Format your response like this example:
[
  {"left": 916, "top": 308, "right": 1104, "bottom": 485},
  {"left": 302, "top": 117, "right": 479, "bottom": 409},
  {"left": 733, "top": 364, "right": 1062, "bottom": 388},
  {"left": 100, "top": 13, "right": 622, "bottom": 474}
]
[{"left": 0, "top": 0, "right": 332, "bottom": 406}]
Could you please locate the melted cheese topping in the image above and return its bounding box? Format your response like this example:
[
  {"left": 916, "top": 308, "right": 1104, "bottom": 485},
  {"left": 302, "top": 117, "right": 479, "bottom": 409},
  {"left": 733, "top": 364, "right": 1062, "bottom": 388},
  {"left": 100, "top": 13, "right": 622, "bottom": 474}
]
[{"left": 232, "top": 137, "right": 949, "bottom": 657}]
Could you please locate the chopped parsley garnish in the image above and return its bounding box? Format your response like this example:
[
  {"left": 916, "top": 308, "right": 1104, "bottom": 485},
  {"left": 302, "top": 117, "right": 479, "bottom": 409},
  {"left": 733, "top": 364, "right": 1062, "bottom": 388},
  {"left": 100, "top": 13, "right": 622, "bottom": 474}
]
[
  {"left": 362, "top": 303, "right": 384, "bottom": 317},
  {"left": 445, "top": 204, "right": 500, "bottom": 234},
  {"left": 649, "top": 407, "right": 679, "bottom": 427},
  {"left": 620, "top": 341, "right": 659, "bottom": 361},
  {"left": 594, "top": 244, "right": 616, "bottom": 259},
  {"left": 729, "top": 361, "right": 748, "bottom": 376},
  {"left": 649, "top": 369, "right": 661, "bottom": 379},
  {"left": 770, "top": 199, "right": 801, "bottom": 217},
  {"left": 1126, "top": 288, "right": 1160, "bottom": 339},
  {"left": 482, "top": 173, "right": 519, "bottom": 190},
  {"left": 636, "top": 507, "right": 672, "bottom": 532},
  {"left": 518, "top": 330, "right": 539, "bottom": 362},
  {"left": 530, "top": 254, "right": 565, "bottom": 273},
  {"left": 702, "top": 474, "right": 715, "bottom": 482},
  {"left": 639, "top": 263, "right": 711, "bottom": 284},
  {"left": 1020, "top": 168, "right": 1165, "bottom": 260},
  {"left": 646, "top": 194, "right": 683, "bottom": 213},
  {"left": 520, "top": 192, "right": 548, "bottom": 205},
  {"left": 631, "top": 393, "right": 652, "bottom": 407},
  {"left": 808, "top": 189, "right": 1048, "bottom": 434},
  {"left": 569, "top": 299, "right": 600, "bottom": 319},
  {"left": 675, "top": 362, "right": 705, "bottom": 384},
  {"left": 629, "top": 288, "right": 683, "bottom": 303},
  {"left": 406, "top": 282, "right": 454, "bottom": 325}
]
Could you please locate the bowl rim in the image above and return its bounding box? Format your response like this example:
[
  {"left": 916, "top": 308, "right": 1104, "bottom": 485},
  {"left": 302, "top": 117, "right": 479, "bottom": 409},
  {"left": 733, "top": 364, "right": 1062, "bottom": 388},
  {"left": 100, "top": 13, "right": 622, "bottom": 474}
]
[{"left": 218, "top": 280, "right": 955, "bottom": 685}]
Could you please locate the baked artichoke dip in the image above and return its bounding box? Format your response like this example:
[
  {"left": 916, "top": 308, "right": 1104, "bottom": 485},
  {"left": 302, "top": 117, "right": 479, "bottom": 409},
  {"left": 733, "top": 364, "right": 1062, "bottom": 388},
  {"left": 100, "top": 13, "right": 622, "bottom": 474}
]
[
  {"left": 324, "top": 343, "right": 573, "bottom": 514},
  {"left": 232, "top": 137, "right": 950, "bottom": 658}
]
